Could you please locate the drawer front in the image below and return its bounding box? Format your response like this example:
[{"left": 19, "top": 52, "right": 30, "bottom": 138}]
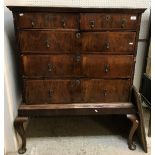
[
  {"left": 19, "top": 31, "right": 135, "bottom": 53},
  {"left": 80, "top": 13, "right": 138, "bottom": 30},
  {"left": 19, "top": 31, "right": 77, "bottom": 52},
  {"left": 24, "top": 79, "right": 130, "bottom": 104},
  {"left": 24, "top": 80, "right": 82, "bottom": 104},
  {"left": 22, "top": 55, "right": 81, "bottom": 77},
  {"left": 81, "top": 32, "right": 136, "bottom": 53},
  {"left": 22, "top": 54, "right": 133, "bottom": 78},
  {"left": 16, "top": 13, "right": 78, "bottom": 29},
  {"left": 83, "top": 55, "right": 133, "bottom": 78},
  {"left": 83, "top": 79, "right": 130, "bottom": 102}
]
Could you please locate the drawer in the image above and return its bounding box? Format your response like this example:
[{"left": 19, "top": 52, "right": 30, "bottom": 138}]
[
  {"left": 24, "top": 80, "right": 82, "bottom": 104},
  {"left": 19, "top": 31, "right": 78, "bottom": 52},
  {"left": 22, "top": 54, "right": 133, "bottom": 78},
  {"left": 80, "top": 13, "right": 138, "bottom": 30},
  {"left": 16, "top": 13, "right": 78, "bottom": 29},
  {"left": 24, "top": 79, "right": 130, "bottom": 104},
  {"left": 80, "top": 32, "right": 136, "bottom": 53},
  {"left": 83, "top": 55, "right": 133, "bottom": 78},
  {"left": 21, "top": 54, "right": 81, "bottom": 77},
  {"left": 19, "top": 31, "right": 136, "bottom": 53},
  {"left": 83, "top": 79, "right": 130, "bottom": 102}
]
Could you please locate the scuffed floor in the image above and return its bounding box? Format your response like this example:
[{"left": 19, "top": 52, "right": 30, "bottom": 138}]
[{"left": 7, "top": 108, "right": 151, "bottom": 155}]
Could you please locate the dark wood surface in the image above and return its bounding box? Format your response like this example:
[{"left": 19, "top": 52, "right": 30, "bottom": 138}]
[
  {"left": 7, "top": 6, "right": 147, "bottom": 153},
  {"left": 24, "top": 79, "right": 130, "bottom": 104},
  {"left": 16, "top": 13, "right": 79, "bottom": 29},
  {"left": 7, "top": 6, "right": 146, "bottom": 13},
  {"left": 21, "top": 54, "right": 133, "bottom": 78},
  {"left": 131, "top": 86, "right": 147, "bottom": 153},
  {"left": 18, "top": 31, "right": 136, "bottom": 53},
  {"left": 18, "top": 102, "right": 136, "bottom": 116},
  {"left": 80, "top": 13, "right": 139, "bottom": 30}
]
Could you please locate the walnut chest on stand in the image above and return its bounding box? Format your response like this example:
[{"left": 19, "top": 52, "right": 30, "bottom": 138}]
[{"left": 7, "top": 6, "right": 147, "bottom": 154}]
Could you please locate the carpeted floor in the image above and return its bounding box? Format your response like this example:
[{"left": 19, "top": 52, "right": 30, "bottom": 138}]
[{"left": 8, "top": 108, "right": 151, "bottom": 155}]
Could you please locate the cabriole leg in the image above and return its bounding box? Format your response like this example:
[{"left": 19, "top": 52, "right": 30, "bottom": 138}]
[
  {"left": 14, "top": 117, "right": 28, "bottom": 154},
  {"left": 127, "top": 114, "right": 139, "bottom": 150}
]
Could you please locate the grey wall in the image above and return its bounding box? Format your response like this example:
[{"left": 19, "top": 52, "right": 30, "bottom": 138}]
[{"left": 4, "top": 7, "right": 22, "bottom": 153}]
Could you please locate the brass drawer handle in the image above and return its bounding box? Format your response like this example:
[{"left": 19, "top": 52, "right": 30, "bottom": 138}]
[
  {"left": 103, "top": 90, "right": 107, "bottom": 96},
  {"left": 76, "top": 32, "right": 81, "bottom": 39},
  {"left": 45, "top": 39, "right": 50, "bottom": 48},
  {"left": 105, "top": 15, "right": 111, "bottom": 21},
  {"left": 89, "top": 20, "right": 95, "bottom": 29},
  {"left": 104, "top": 64, "right": 110, "bottom": 73},
  {"left": 104, "top": 42, "right": 110, "bottom": 49},
  {"left": 121, "top": 18, "right": 126, "bottom": 28},
  {"left": 61, "top": 19, "right": 66, "bottom": 28},
  {"left": 48, "top": 63, "right": 54, "bottom": 72},
  {"left": 48, "top": 89, "right": 54, "bottom": 97},
  {"left": 31, "top": 21, "right": 35, "bottom": 27},
  {"left": 75, "top": 54, "right": 81, "bottom": 62},
  {"left": 71, "top": 80, "right": 81, "bottom": 87}
]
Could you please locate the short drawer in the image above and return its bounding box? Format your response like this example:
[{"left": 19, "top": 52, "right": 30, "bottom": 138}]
[
  {"left": 16, "top": 13, "right": 79, "bottom": 29},
  {"left": 83, "top": 55, "right": 133, "bottom": 78},
  {"left": 80, "top": 32, "right": 136, "bottom": 53},
  {"left": 21, "top": 54, "right": 81, "bottom": 77},
  {"left": 83, "top": 79, "right": 130, "bottom": 102},
  {"left": 19, "top": 31, "right": 78, "bottom": 52},
  {"left": 80, "top": 13, "right": 138, "bottom": 30},
  {"left": 24, "top": 79, "right": 130, "bottom": 104}
]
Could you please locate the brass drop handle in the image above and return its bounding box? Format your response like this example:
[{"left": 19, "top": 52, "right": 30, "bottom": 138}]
[
  {"left": 104, "top": 64, "right": 110, "bottom": 73},
  {"left": 89, "top": 20, "right": 95, "bottom": 29},
  {"left": 105, "top": 42, "right": 110, "bottom": 49},
  {"left": 76, "top": 32, "right": 81, "bottom": 39},
  {"left": 48, "top": 63, "right": 54, "bottom": 72},
  {"left": 103, "top": 90, "right": 107, "bottom": 96},
  {"left": 48, "top": 89, "right": 54, "bottom": 97},
  {"left": 45, "top": 39, "right": 50, "bottom": 48},
  {"left": 105, "top": 15, "right": 111, "bottom": 21},
  {"left": 75, "top": 54, "right": 81, "bottom": 62},
  {"left": 31, "top": 21, "right": 35, "bottom": 27},
  {"left": 121, "top": 18, "right": 126, "bottom": 28},
  {"left": 71, "top": 80, "right": 81, "bottom": 87},
  {"left": 75, "top": 80, "right": 81, "bottom": 85},
  {"left": 61, "top": 19, "right": 66, "bottom": 28}
]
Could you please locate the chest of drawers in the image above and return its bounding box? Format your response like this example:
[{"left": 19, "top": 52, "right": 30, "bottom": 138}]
[{"left": 7, "top": 6, "right": 147, "bottom": 154}]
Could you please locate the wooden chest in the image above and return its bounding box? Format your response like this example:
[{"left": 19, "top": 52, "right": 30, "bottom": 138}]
[{"left": 7, "top": 6, "right": 147, "bottom": 154}]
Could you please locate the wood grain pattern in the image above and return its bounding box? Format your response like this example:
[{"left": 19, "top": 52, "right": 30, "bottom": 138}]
[
  {"left": 18, "top": 102, "right": 136, "bottom": 116},
  {"left": 81, "top": 32, "right": 136, "bottom": 53},
  {"left": 82, "top": 55, "right": 133, "bottom": 78},
  {"left": 83, "top": 79, "right": 130, "bottom": 102},
  {"left": 21, "top": 54, "right": 77, "bottom": 77},
  {"left": 16, "top": 13, "right": 79, "bottom": 29},
  {"left": 24, "top": 79, "right": 130, "bottom": 104},
  {"left": 19, "top": 31, "right": 136, "bottom": 53},
  {"left": 19, "top": 31, "right": 77, "bottom": 52},
  {"left": 80, "top": 13, "right": 139, "bottom": 30},
  {"left": 21, "top": 54, "right": 133, "bottom": 78}
]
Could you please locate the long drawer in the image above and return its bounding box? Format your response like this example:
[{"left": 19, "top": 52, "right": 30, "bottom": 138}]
[
  {"left": 19, "top": 31, "right": 136, "bottom": 53},
  {"left": 21, "top": 55, "right": 133, "bottom": 78},
  {"left": 24, "top": 79, "right": 130, "bottom": 104}
]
